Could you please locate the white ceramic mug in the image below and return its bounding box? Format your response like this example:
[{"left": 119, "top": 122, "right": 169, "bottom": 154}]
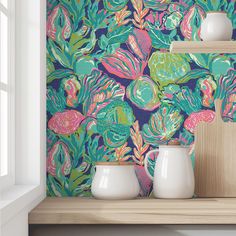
[
  {"left": 91, "top": 162, "right": 140, "bottom": 200},
  {"left": 144, "top": 145, "right": 195, "bottom": 199},
  {"left": 200, "top": 12, "right": 233, "bottom": 41}
]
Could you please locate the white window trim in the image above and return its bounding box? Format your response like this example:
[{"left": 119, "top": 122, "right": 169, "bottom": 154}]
[
  {"left": 0, "top": 0, "right": 15, "bottom": 191},
  {"left": 0, "top": 0, "right": 46, "bottom": 235}
]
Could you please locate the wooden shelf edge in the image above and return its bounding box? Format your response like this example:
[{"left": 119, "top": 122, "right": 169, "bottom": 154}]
[
  {"left": 29, "top": 197, "right": 236, "bottom": 225},
  {"left": 170, "top": 41, "right": 236, "bottom": 53}
]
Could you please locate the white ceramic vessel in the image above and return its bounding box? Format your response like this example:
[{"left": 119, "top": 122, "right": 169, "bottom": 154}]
[
  {"left": 144, "top": 145, "right": 194, "bottom": 199},
  {"left": 200, "top": 12, "right": 233, "bottom": 41},
  {"left": 91, "top": 162, "right": 140, "bottom": 200}
]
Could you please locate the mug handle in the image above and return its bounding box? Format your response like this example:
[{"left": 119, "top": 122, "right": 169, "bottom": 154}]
[{"left": 144, "top": 149, "right": 159, "bottom": 180}]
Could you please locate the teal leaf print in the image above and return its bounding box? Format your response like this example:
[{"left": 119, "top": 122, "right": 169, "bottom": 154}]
[
  {"left": 209, "top": 55, "right": 232, "bottom": 78},
  {"left": 147, "top": 24, "right": 173, "bottom": 49},
  {"left": 197, "top": 0, "right": 228, "bottom": 11},
  {"left": 176, "top": 69, "right": 210, "bottom": 84},
  {"left": 97, "top": 100, "right": 135, "bottom": 148},
  {"left": 60, "top": 0, "right": 88, "bottom": 31},
  {"left": 126, "top": 75, "right": 160, "bottom": 111},
  {"left": 142, "top": 105, "right": 184, "bottom": 147},
  {"left": 163, "top": 85, "right": 202, "bottom": 115},
  {"left": 47, "top": 38, "right": 72, "bottom": 68},
  {"left": 73, "top": 57, "right": 96, "bottom": 76},
  {"left": 47, "top": 69, "right": 75, "bottom": 84},
  {"left": 103, "top": 0, "right": 129, "bottom": 12},
  {"left": 143, "top": 0, "right": 171, "bottom": 11},
  {"left": 47, "top": 87, "right": 67, "bottom": 115}
]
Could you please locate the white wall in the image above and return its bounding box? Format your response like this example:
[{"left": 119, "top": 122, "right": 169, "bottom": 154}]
[{"left": 1, "top": 0, "right": 46, "bottom": 235}]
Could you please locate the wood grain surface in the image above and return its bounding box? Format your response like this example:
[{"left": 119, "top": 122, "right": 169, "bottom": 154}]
[
  {"left": 170, "top": 41, "right": 236, "bottom": 53},
  {"left": 29, "top": 197, "right": 236, "bottom": 224},
  {"left": 195, "top": 99, "right": 236, "bottom": 197}
]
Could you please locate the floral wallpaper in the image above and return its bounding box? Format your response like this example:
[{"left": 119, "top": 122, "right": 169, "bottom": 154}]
[{"left": 46, "top": 0, "right": 236, "bottom": 197}]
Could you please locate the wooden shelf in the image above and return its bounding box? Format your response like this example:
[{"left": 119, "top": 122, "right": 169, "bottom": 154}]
[
  {"left": 170, "top": 41, "right": 236, "bottom": 53},
  {"left": 29, "top": 197, "right": 236, "bottom": 225}
]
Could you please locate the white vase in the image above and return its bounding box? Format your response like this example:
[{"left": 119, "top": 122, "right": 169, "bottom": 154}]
[
  {"left": 200, "top": 12, "right": 233, "bottom": 41},
  {"left": 91, "top": 162, "right": 140, "bottom": 200},
  {"left": 144, "top": 145, "right": 195, "bottom": 199}
]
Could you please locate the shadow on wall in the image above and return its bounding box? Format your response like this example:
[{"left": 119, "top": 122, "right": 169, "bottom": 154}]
[{"left": 29, "top": 225, "right": 236, "bottom": 236}]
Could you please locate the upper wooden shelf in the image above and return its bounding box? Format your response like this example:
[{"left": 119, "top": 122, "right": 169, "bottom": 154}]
[
  {"left": 29, "top": 197, "right": 236, "bottom": 225},
  {"left": 170, "top": 41, "right": 236, "bottom": 53}
]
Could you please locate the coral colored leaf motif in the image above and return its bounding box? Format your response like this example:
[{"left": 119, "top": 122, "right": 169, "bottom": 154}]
[
  {"left": 102, "top": 48, "right": 145, "bottom": 80},
  {"left": 64, "top": 78, "right": 81, "bottom": 107},
  {"left": 142, "top": 105, "right": 184, "bottom": 146},
  {"left": 115, "top": 142, "right": 132, "bottom": 161},
  {"left": 180, "top": 5, "right": 205, "bottom": 41},
  {"left": 131, "top": 0, "right": 149, "bottom": 29},
  {"left": 115, "top": 6, "right": 132, "bottom": 26},
  {"left": 131, "top": 0, "right": 143, "bottom": 13},
  {"left": 130, "top": 121, "right": 150, "bottom": 165},
  {"left": 48, "top": 110, "right": 85, "bottom": 135},
  {"left": 197, "top": 76, "right": 216, "bottom": 108},
  {"left": 102, "top": 29, "right": 152, "bottom": 80},
  {"left": 97, "top": 100, "right": 135, "bottom": 148},
  {"left": 47, "top": 141, "right": 72, "bottom": 177},
  {"left": 127, "top": 28, "right": 152, "bottom": 61},
  {"left": 78, "top": 69, "right": 125, "bottom": 116},
  {"left": 47, "top": 5, "right": 72, "bottom": 41},
  {"left": 184, "top": 110, "right": 215, "bottom": 133}
]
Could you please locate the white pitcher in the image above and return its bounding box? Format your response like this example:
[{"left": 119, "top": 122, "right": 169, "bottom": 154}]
[
  {"left": 144, "top": 145, "right": 194, "bottom": 199},
  {"left": 200, "top": 12, "right": 233, "bottom": 41}
]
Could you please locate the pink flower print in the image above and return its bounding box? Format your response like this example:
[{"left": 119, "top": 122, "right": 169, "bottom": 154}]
[
  {"left": 48, "top": 110, "right": 85, "bottom": 135},
  {"left": 184, "top": 110, "right": 215, "bottom": 133},
  {"left": 47, "top": 141, "right": 71, "bottom": 177},
  {"left": 47, "top": 5, "right": 72, "bottom": 41}
]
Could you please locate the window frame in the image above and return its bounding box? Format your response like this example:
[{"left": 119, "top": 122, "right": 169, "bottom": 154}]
[
  {"left": 0, "top": 1, "right": 46, "bottom": 234},
  {"left": 0, "top": 0, "right": 15, "bottom": 190}
]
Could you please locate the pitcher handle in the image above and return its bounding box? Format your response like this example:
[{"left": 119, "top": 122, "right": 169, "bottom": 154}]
[{"left": 144, "top": 149, "right": 159, "bottom": 180}]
